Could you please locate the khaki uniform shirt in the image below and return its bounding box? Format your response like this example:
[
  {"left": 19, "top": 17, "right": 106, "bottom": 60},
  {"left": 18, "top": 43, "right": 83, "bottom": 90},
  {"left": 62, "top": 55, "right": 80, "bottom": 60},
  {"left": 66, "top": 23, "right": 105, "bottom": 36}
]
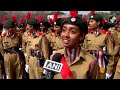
[
  {"left": 27, "top": 32, "right": 50, "bottom": 64},
  {"left": 83, "top": 31, "right": 114, "bottom": 74},
  {"left": 46, "top": 33, "right": 64, "bottom": 52},
  {"left": 50, "top": 46, "right": 98, "bottom": 79}
]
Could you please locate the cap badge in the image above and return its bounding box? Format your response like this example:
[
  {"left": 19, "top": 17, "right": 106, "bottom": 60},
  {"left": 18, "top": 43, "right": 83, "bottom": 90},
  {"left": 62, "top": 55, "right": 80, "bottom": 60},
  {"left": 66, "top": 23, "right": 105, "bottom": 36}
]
[
  {"left": 54, "top": 22, "right": 56, "bottom": 25},
  {"left": 71, "top": 17, "right": 76, "bottom": 22},
  {"left": 40, "top": 23, "right": 42, "bottom": 25},
  {"left": 91, "top": 15, "right": 93, "bottom": 18}
]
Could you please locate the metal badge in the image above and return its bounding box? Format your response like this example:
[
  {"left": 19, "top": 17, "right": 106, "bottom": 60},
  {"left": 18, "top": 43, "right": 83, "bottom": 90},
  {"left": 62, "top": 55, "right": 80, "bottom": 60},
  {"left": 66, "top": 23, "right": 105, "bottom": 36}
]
[
  {"left": 91, "top": 15, "right": 93, "bottom": 18},
  {"left": 71, "top": 18, "right": 76, "bottom": 22},
  {"left": 54, "top": 22, "right": 56, "bottom": 25}
]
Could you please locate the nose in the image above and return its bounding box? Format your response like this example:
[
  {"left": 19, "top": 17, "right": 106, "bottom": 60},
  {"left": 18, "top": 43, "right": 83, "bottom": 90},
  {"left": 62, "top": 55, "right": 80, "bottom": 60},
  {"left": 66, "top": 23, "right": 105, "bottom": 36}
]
[{"left": 62, "top": 30, "right": 70, "bottom": 38}]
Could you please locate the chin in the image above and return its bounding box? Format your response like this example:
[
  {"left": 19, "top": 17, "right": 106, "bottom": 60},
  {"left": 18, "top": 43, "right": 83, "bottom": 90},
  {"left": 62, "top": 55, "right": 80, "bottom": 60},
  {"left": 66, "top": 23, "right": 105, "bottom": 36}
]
[{"left": 63, "top": 44, "right": 70, "bottom": 47}]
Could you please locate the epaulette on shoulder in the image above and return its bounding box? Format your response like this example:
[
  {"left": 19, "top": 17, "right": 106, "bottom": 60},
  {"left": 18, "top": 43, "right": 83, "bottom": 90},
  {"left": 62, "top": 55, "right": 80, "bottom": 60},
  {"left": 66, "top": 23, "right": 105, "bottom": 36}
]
[
  {"left": 39, "top": 32, "right": 45, "bottom": 36},
  {"left": 102, "top": 30, "right": 107, "bottom": 34},
  {"left": 1, "top": 32, "right": 7, "bottom": 37},
  {"left": 106, "top": 31, "right": 111, "bottom": 35},
  {"left": 84, "top": 50, "right": 97, "bottom": 60}
]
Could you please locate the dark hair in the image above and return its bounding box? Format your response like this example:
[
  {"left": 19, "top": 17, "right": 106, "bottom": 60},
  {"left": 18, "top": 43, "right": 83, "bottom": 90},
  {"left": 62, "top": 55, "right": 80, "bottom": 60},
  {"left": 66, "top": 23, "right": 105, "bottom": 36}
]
[{"left": 33, "top": 24, "right": 40, "bottom": 30}]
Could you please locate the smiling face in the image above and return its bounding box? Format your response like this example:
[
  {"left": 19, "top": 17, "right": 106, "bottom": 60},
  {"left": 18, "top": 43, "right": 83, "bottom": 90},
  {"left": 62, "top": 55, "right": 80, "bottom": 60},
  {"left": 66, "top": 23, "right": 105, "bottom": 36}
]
[{"left": 61, "top": 24, "right": 83, "bottom": 49}]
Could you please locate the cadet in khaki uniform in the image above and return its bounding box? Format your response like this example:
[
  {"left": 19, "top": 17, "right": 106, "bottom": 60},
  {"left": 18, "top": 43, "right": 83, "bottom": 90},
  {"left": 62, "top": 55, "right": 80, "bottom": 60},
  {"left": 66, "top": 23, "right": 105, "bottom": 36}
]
[
  {"left": 39, "top": 21, "right": 51, "bottom": 35},
  {"left": 46, "top": 18, "right": 64, "bottom": 55},
  {"left": 25, "top": 18, "right": 50, "bottom": 79},
  {"left": 83, "top": 12, "right": 114, "bottom": 79},
  {"left": 2, "top": 20, "right": 24, "bottom": 79},
  {"left": 50, "top": 11, "right": 98, "bottom": 79}
]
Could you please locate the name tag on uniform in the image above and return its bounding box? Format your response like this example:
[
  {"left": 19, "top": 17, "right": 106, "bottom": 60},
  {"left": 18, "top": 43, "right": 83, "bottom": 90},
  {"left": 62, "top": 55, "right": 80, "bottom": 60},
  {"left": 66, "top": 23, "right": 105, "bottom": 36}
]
[{"left": 43, "top": 60, "right": 63, "bottom": 73}]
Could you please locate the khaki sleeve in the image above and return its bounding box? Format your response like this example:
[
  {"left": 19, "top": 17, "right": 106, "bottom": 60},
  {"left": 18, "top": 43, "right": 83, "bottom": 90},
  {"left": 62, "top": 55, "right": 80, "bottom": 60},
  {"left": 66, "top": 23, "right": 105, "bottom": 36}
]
[
  {"left": 41, "top": 36, "right": 50, "bottom": 60},
  {"left": 22, "top": 34, "right": 27, "bottom": 52},
  {"left": 105, "top": 35, "right": 114, "bottom": 74},
  {"left": 105, "top": 35, "right": 114, "bottom": 56},
  {"left": 82, "top": 35, "right": 88, "bottom": 49},
  {"left": 112, "top": 31, "right": 120, "bottom": 55},
  {"left": 88, "top": 58, "right": 98, "bottom": 79},
  {"left": 0, "top": 37, "right": 4, "bottom": 56},
  {"left": 113, "top": 59, "right": 120, "bottom": 79},
  {"left": 106, "top": 56, "right": 114, "bottom": 74},
  {"left": 26, "top": 46, "right": 31, "bottom": 65}
]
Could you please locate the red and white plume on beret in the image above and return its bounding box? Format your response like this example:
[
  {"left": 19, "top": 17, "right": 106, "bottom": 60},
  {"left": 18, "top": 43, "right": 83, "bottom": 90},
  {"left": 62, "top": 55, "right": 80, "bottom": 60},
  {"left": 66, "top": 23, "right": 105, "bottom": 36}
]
[
  {"left": 25, "top": 12, "right": 31, "bottom": 21},
  {"left": 19, "top": 18, "right": 24, "bottom": 24},
  {"left": 70, "top": 11, "right": 78, "bottom": 22},
  {"left": 53, "top": 11, "right": 58, "bottom": 24},
  {"left": 11, "top": 15, "right": 16, "bottom": 23}
]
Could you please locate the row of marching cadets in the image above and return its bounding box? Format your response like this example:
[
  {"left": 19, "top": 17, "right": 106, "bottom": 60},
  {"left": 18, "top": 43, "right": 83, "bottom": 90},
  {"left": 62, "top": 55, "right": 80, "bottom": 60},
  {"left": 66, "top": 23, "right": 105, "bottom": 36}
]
[
  {"left": 0, "top": 11, "right": 65, "bottom": 79},
  {"left": 0, "top": 11, "right": 120, "bottom": 79}
]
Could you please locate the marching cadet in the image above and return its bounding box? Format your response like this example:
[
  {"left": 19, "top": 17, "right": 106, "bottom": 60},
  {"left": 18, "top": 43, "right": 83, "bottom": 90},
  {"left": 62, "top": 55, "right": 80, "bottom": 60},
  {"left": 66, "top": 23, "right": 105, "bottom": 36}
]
[
  {"left": 48, "top": 18, "right": 54, "bottom": 34},
  {"left": 17, "top": 18, "right": 29, "bottom": 79},
  {"left": 40, "top": 21, "right": 51, "bottom": 35},
  {"left": 37, "top": 16, "right": 51, "bottom": 35},
  {"left": 83, "top": 11, "right": 114, "bottom": 79},
  {"left": 46, "top": 12, "right": 64, "bottom": 55},
  {"left": 25, "top": 18, "right": 50, "bottom": 79},
  {"left": 22, "top": 12, "right": 31, "bottom": 55},
  {"left": 50, "top": 11, "right": 98, "bottom": 79},
  {"left": 2, "top": 19, "right": 24, "bottom": 79},
  {"left": 51, "top": 18, "right": 64, "bottom": 52}
]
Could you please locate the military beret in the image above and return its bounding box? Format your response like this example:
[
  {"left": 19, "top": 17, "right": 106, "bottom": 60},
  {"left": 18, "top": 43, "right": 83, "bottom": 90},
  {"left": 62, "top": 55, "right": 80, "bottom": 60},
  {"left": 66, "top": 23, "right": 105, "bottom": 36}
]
[
  {"left": 3, "top": 19, "right": 15, "bottom": 28},
  {"left": 41, "top": 21, "right": 51, "bottom": 28},
  {"left": 54, "top": 18, "right": 63, "bottom": 27},
  {"left": 18, "top": 23, "right": 25, "bottom": 28},
  {"left": 0, "top": 23, "right": 3, "bottom": 29},
  {"left": 90, "top": 14, "right": 103, "bottom": 22},
  {"left": 26, "top": 18, "right": 40, "bottom": 26},
  {"left": 61, "top": 16, "right": 88, "bottom": 34}
]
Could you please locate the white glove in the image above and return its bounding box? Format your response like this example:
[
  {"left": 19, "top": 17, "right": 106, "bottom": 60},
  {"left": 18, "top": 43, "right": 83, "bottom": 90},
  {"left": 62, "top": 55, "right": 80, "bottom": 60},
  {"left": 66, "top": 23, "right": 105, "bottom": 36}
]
[
  {"left": 24, "top": 53, "right": 27, "bottom": 58},
  {"left": 25, "top": 64, "right": 29, "bottom": 73},
  {"left": 52, "top": 51, "right": 57, "bottom": 54},
  {"left": 106, "top": 73, "right": 112, "bottom": 79},
  {"left": 19, "top": 48, "right": 22, "bottom": 50}
]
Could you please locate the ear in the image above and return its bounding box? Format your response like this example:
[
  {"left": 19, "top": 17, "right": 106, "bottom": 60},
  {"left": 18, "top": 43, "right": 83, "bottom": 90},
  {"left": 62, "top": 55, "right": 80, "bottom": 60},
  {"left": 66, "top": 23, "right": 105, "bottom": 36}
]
[
  {"left": 31, "top": 25, "right": 33, "bottom": 29},
  {"left": 97, "top": 21, "right": 100, "bottom": 26},
  {"left": 79, "top": 34, "right": 85, "bottom": 41}
]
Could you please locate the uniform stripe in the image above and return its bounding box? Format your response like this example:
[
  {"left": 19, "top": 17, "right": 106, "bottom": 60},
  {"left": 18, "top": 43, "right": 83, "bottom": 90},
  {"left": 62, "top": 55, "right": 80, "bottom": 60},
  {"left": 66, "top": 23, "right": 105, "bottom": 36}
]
[
  {"left": 66, "top": 47, "right": 80, "bottom": 63},
  {"left": 97, "top": 51, "right": 105, "bottom": 68}
]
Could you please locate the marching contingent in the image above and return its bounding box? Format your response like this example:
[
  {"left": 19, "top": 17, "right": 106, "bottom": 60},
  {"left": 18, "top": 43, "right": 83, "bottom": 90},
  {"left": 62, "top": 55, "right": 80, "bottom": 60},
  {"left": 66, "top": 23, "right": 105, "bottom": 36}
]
[{"left": 0, "top": 11, "right": 120, "bottom": 79}]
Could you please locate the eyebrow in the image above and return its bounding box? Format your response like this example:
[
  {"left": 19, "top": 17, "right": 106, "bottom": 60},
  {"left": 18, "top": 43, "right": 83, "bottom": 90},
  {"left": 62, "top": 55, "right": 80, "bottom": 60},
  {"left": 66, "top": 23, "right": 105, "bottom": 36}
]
[{"left": 63, "top": 26, "right": 78, "bottom": 30}]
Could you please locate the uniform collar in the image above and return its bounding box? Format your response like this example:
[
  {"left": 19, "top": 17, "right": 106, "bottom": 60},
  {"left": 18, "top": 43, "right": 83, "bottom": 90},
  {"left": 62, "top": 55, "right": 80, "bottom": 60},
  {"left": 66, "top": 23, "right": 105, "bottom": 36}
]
[
  {"left": 92, "top": 29, "right": 102, "bottom": 36},
  {"left": 62, "top": 45, "right": 86, "bottom": 65}
]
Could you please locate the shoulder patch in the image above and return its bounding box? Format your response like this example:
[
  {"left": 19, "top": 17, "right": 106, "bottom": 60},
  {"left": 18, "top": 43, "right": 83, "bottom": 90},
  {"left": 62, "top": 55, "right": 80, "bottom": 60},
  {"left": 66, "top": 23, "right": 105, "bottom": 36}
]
[
  {"left": 1, "top": 32, "right": 7, "bottom": 37},
  {"left": 102, "top": 30, "right": 107, "bottom": 34},
  {"left": 85, "top": 52, "right": 97, "bottom": 60},
  {"left": 39, "top": 32, "right": 45, "bottom": 36}
]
